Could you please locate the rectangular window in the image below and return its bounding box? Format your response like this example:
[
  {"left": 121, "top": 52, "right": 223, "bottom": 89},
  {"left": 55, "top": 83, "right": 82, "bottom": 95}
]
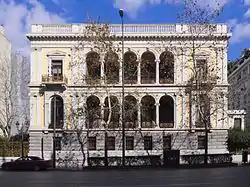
[
  {"left": 55, "top": 137, "right": 62, "bottom": 151},
  {"left": 234, "top": 118, "right": 242, "bottom": 129},
  {"left": 51, "top": 60, "right": 63, "bottom": 77},
  {"left": 198, "top": 136, "right": 205, "bottom": 149},
  {"left": 163, "top": 135, "right": 172, "bottom": 150},
  {"left": 88, "top": 137, "right": 96, "bottom": 150},
  {"left": 126, "top": 136, "right": 134, "bottom": 150},
  {"left": 107, "top": 137, "right": 115, "bottom": 150},
  {"left": 196, "top": 59, "right": 207, "bottom": 82},
  {"left": 144, "top": 136, "right": 153, "bottom": 150}
]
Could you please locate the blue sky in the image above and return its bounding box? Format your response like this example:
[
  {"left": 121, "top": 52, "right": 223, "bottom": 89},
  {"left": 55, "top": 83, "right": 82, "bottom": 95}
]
[{"left": 0, "top": 0, "right": 250, "bottom": 61}]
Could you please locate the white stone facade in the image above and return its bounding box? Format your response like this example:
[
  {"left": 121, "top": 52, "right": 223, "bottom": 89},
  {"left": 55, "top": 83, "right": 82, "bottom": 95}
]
[{"left": 27, "top": 24, "right": 231, "bottom": 166}]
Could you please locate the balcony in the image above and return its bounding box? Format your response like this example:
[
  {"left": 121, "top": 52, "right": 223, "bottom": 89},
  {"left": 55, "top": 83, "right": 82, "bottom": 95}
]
[{"left": 41, "top": 74, "right": 68, "bottom": 85}]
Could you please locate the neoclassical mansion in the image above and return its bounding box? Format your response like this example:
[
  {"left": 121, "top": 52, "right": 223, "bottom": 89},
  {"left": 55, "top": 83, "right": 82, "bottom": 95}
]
[{"left": 27, "top": 24, "right": 233, "bottom": 166}]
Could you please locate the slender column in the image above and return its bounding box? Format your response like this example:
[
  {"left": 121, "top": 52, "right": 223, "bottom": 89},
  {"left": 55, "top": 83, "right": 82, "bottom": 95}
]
[
  {"left": 100, "top": 101, "right": 105, "bottom": 128},
  {"left": 45, "top": 101, "right": 49, "bottom": 129},
  {"left": 156, "top": 60, "right": 159, "bottom": 84},
  {"left": 48, "top": 58, "right": 52, "bottom": 76},
  {"left": 155, "top": 103, "right": 160, "bottom": 128},
  {"left": 138, "top": 103, "right": 141, "bottom": 128},
  {"left": 138, "top": 61, "right": 141, "bottom": 84},
  {"left": 100, "top": 56, "right": 105, "bottom": 84}
]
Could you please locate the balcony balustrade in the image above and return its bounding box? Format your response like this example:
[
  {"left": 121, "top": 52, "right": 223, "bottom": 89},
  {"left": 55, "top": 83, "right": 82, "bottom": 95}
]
[{"left": 41, "top": 74, "right": 68, "bottom": 85}]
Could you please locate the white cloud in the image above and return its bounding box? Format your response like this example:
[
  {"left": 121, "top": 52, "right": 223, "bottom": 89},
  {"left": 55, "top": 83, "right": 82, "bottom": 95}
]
[
  {"left": 114, "top": 0, "right": 229, "bottom": 17},
  {"left": 0, "top": 0, "right": 66, "bottom": 55},
  {"left": 244, "top": 8, "right": 250, "bottom": 18},
  {"left": 245, "top": 0, "right": 250, "bottom": 5},
  {"left": 230, "top": 22, "right": 250, "bottom": 43}
]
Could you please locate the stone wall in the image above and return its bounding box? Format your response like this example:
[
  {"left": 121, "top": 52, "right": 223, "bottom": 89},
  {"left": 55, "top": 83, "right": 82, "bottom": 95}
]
[{"left": 29, "top": 129, "right": 229, "bottom": 167}]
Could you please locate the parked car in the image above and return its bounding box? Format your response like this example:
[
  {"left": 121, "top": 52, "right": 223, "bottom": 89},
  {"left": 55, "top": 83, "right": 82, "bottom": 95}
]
[{"left": 1, "top": 156, "right": 52, "bottom": 171}]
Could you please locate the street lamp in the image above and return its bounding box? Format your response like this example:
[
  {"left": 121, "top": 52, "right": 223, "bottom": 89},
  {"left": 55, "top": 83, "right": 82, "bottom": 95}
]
[
  {"left": 52, "top": 96, "right": 57, "bottom": 168},
  {"left": 119, "top": 8, "right": 125, "bottom": 167}
]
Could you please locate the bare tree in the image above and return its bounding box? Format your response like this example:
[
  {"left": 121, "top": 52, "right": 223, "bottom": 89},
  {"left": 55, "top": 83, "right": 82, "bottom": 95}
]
[{"left": 0, "top": 54, "right": 19, "bottom": 138}]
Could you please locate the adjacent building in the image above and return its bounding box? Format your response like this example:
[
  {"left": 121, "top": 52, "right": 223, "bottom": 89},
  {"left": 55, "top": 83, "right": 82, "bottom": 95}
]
[
  {"left": 0, "top": 26, "right": 29, "bottom": 136},
  {"left": 228, "top": 49, "right": 250, "bottom": 129},
  {"left": 27, "top": 23, "right": 232, "bottom": 166}
]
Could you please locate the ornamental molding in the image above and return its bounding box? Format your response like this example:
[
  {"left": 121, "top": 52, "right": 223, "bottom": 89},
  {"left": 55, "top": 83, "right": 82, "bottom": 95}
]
[
  {"left": 26, "top": 34, "right": 230, "bottom": 41},
  {"left": 47, "top": 50, "right": 66, "bottom": 57}
]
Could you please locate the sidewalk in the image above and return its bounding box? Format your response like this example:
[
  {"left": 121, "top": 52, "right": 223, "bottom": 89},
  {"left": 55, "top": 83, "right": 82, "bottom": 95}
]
[{"left": 50, "top": 163, "right": 240, "bottom": 172}]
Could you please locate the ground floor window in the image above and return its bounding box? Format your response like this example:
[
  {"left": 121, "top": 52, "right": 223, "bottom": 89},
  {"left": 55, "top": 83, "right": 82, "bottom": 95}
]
[
  {"left": 126, "top": 136, "right": 134, "bottom": 150},
  {"left": 107, "top": 137, "right": 115, "bottom": 150},
  {"left": 163, "top": 135, "right": 171, "bottom": 150},
  {"left": 88, "top": 137, "right": 96, "bottom": 150},
  {"left": 144, "top": 136, "right": 153, "bottom": 150},
  {"left": 198, "top": 136, "right": 205, "bottom": 149}
]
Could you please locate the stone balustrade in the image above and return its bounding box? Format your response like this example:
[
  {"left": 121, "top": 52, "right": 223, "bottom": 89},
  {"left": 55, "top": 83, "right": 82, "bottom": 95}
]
[{"left": 29, "top": 24, "right": 229, "bottom": 36}]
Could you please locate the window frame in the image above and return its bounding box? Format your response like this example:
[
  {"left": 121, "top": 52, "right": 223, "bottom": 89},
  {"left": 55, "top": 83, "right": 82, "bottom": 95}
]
[
  {"left": 197, "top": 136, "right": 205, "bottom": 149},
  {"left": 125, "top": 136, "right": 134, "bottom": 150},
  {"left": 144, "top": 136, "right": 153, "bottom": 150},
  {"left": 88, "top": 136, "right": 97, "bottom": 151},
  {"left": 163, "top": 135, "right": 172, "bottom": 150},
  {"left": 107, "top": 136, "right": 115, "bottom": 150}
]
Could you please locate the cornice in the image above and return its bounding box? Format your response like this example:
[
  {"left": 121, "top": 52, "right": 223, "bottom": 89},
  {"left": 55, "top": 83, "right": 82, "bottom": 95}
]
[{"left": 26, "top": 34, "right": 231, "bottom": 42}]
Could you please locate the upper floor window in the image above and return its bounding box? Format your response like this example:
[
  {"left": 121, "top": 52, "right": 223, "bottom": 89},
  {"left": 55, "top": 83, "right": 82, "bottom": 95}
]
[
  {"left": 196, "top": 59, "right": 207, "bottom": 82},
  {"left": 159, "top": 51, "right": 174, "bottom": 84},
  {"left": 51, "top": 60, "right": 63, "bottom": 78},
  {"left": 86, "top": 52, "right": 101, "bottom": 83}
]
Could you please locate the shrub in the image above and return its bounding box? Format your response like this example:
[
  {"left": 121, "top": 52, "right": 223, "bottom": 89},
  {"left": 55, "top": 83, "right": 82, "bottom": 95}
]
[{"left": 227, "top": 128, "right": 250, "bottom": 153}]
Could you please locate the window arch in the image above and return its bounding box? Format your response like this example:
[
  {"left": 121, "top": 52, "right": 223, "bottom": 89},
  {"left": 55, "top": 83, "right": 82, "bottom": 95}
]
[
  {"left": 104, "top": 51, "right": 119, "bottom": 84},
  {"left": 49, "top": 95, "right": 64, "bottom": 129},
  {"left": 141, "top": 95, "right": 156, "bottom": 128},
  {"left": 159, "top": 51, "right": 174, "bottom": 84},
  {"left": 86, "top": 52, "right": 101, "bottom": 83},
  {"left": 124, "top": 95, "right": 138, "bottom": 128},
  {"left": 104, "top": 96, "right": 120, "bottom": 128},
  {"left": 86, "top": 95, "right": 101, "bottom": 128},
  {"left": 124, "top": 51, "right": 138, "bottom": 84},
  {"left": 159, "top": 95, "right": 174, "bottom": 128},
  {"left": 141, "top": 51, "right": 156, "bottom": 84}
]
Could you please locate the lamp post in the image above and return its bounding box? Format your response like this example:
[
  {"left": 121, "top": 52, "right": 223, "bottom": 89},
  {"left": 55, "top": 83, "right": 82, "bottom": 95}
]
[
  {"left": 52, "top": 96, "right": 57, "bottom": 168},
  {"left": 119, "top": 8, "right": 125, "bottom": 167}
]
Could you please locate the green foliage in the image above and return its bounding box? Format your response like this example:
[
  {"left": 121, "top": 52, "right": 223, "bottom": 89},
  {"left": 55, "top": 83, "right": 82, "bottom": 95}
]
[
  {"left": 227, "top": 128, "right": 250, "bottom": 153},
  {"left": 0, "top": 139, "right": 29, "bottom": 157}
]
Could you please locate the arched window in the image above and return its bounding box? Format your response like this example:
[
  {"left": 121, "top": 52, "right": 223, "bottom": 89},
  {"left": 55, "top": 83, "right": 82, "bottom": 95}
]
[
  {"left": 50, "top": 96, "right": 64, "bottom": 129},
  {"left": 159, "top": 95, "right": 174, "bottom": 128},
  {"left": 141, "top": 51, "right": 156, "bottom": 84},
  {"left": 124, "top": 95, "right": 138, "bottom": 128},
  {"left": 141, "top": 95, "right": 156, "bottom": 128},
  {"left": 159, "top": 51, "right": 174, "bottom": 84},
  {"left": 104, "top": 96, "right": 120, "bottom": 128},
  {"left": 104, "top": 51, "right": 119, "bottom": 84},
  {"left": 86, "top": 95, "right": 101, "bottom": 128},
  {"left": 124, "top": 51, "right": 138, "bottom": 84},
  {"left": 86, "top": 52, "right": 101, "bottom": 83}
]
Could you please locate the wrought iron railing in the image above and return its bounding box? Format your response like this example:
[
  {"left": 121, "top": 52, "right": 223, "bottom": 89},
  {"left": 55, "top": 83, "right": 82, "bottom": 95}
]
[{"left": 41, "top": 74, "right": 68, "bottom": 84}]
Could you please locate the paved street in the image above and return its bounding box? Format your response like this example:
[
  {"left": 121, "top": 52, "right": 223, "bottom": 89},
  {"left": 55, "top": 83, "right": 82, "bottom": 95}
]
[{"left": 1, "top": 166, "right": 250, "bottom": 187}]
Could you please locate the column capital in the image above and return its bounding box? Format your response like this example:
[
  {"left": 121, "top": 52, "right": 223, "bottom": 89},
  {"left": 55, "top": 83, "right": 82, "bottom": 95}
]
[{"left": 155, "top": 103, "right": 160, "bottom": 106}]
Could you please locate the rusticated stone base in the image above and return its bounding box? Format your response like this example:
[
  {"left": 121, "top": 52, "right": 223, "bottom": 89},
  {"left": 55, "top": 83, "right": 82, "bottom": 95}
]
[{"left": 29, "top": 129, "right": 229, "bottom": 167}]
